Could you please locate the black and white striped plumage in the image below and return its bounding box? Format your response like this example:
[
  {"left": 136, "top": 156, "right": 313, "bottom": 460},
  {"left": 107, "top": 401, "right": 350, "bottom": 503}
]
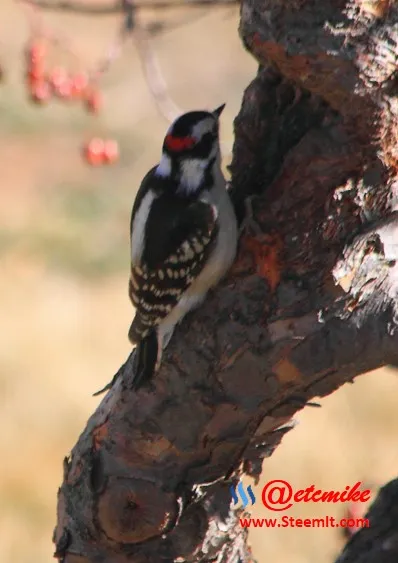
[{"left": 128, "top": 105, "right": 237, "bottom": 386}]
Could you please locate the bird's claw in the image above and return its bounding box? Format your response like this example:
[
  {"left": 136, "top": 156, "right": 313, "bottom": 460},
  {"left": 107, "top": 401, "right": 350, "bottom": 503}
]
[{"left": 239, "top": 195, "right": 263, "bottom": 237}]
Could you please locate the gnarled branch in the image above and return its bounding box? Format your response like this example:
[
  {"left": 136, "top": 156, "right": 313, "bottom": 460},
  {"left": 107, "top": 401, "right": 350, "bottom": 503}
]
[{"left": 54, "top": 1, "right": 398, "bottom": 561}]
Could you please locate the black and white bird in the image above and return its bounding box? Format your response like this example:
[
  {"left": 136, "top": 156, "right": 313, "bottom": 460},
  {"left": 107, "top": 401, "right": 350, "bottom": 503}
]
[{"left": 128, "top": 105, "right": 237, "bottom": 388}]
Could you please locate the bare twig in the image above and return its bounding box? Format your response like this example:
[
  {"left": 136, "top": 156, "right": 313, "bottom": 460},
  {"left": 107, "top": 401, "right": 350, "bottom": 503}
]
[
  {"left": 145, "top": 7, "right": 219, "bottom": 37},
  {"left": 133, "top": 18, "right": 183, "bottom": 122},
  {"left": 18, "top": 0, "right": 122, "bottom": 75},
  {"left": 88, "top": 2, "right": 133, "bottom": 81},
  {"left": 18, "top": 0, "right": 238, "bottom": 15},
  {"left": 17, "top": 0, "right": 183, "bottom": 118},
  {"left": 18, "top": 0, "right": 82, "bottom": 61},
  {"left": 19, "top": 0, "right": 234, "bottom": 134}
]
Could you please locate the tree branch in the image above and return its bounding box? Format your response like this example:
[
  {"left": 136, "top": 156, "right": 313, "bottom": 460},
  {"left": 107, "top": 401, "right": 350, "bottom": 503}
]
[
  {"left": 54, "top": 0, "right": 398, "bottom": 561},
  {"left": 132, "top": 21, "right": 183, "bottom": 121},
  {"left": 19, "top": 0, "right": 238, "bottom": 16}
]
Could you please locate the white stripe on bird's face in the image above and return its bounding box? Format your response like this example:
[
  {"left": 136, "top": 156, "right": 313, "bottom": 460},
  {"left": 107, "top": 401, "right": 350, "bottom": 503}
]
[
  {"left": 155, "top": 154, "right": 172, "bottom": 177},
  {"left": 191, "top": 117, "right": 216, "bottom": 141},
  {"left": 131, "top": 189, "right": 157, "bottom": 264}
]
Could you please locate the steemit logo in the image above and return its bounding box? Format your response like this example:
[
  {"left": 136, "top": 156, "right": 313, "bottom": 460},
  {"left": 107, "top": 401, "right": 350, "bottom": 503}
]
[{"left": 230, "top": 481, "right": 256, "bottom": 508}]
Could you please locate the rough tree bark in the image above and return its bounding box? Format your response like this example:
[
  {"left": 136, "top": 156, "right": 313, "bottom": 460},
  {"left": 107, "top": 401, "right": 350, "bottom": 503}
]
[{"left": 54, "top": 1, "right": 398, "bottom": 562}]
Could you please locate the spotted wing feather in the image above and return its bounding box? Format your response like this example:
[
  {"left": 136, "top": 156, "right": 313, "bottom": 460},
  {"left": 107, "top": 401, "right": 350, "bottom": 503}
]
[{"left": 129, "top": 200, "right": 218, "bottom": 343}]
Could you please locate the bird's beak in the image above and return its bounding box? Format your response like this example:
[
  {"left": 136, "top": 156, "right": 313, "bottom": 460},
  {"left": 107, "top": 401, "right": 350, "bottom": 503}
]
[{"left": 213, "top": 103, "right": 226, "bottom": 119}]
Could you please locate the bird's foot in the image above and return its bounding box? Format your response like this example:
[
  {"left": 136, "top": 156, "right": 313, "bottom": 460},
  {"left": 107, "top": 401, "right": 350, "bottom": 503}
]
[{"left": 239, "top": 194, "right": 263, "bottom": 237}]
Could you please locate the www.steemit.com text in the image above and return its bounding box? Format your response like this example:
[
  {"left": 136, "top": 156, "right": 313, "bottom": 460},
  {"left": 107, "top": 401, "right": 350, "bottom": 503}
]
[{"left": 239, "top": 516, "right": 369, "bottom": 529}]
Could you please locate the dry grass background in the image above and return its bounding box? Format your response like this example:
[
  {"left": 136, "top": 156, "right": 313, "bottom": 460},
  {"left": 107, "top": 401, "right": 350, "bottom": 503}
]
[{"left": 0, "top": 2, "right": 398, "bottom": 562}]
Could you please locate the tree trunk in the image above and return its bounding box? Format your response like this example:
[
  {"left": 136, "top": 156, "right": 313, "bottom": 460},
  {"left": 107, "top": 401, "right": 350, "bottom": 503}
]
[{"left": 54, "top": 1, "right": 398, "bottom": 561}]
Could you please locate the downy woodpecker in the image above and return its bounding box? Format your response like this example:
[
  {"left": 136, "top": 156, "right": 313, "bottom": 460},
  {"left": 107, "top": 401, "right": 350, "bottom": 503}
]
[{"left": 128, "top": 105, "right": 237, "bottom": 387}]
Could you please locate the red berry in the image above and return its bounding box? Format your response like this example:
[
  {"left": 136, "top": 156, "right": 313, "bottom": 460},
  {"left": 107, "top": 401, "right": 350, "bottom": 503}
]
[
  {"left": 56, "top": 79, "right": 73, "bottom": 100},
  {"left": 30, "top": 80, "right": 51, "bottom": 104},
  {"left": 70, "top": 72, "right": 89, "bottom": 98},
  {"left": 26, "top": 57, "right": 46, "bottom": 89},
  {"left": 103, "top": 140, "right": 119, "bottom": 164},
  {"left": 27, "top": 40, "right": 46, "bottom": 63},
  {"left": 49, "top": 67, "right": 68, "bottom": 91},
  {"left": 84, "top": 138, "right": 105, "bottom": 166},
  {"left": 85, "top": 89, "right": 102, "bottom": 114},
  {"left": 27, "top": 63, "right": 45, "bottom": 83}
]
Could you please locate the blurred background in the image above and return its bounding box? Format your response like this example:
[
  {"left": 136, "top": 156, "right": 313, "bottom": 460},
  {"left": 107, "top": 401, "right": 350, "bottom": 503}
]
[{"left": 1, "top": 1, "right": 398, "bottom": 562}]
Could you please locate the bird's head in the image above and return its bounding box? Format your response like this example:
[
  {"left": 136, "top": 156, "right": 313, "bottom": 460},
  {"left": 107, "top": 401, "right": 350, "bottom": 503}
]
[{"left": 155, "top": 104, "right": 225, "bottom": 196}]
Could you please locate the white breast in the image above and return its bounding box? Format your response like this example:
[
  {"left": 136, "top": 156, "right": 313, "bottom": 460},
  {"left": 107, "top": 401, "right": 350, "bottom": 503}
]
[{"left": 193, "top": 167, "right": 238, "bottom": 292}]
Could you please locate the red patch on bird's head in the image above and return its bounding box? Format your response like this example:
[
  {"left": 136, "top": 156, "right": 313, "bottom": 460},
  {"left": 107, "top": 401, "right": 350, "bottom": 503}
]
[{"left": 165, "top": 134, "right": 195, "bottom": 152}]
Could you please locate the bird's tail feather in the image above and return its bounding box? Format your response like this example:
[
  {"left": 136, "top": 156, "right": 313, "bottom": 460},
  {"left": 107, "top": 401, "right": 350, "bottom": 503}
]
[
  {"left": 132, "top": 330, "right": 159, "bottom": 390},
  {"left": 128, "top": 315, "right": 151, "bottom": 345}
]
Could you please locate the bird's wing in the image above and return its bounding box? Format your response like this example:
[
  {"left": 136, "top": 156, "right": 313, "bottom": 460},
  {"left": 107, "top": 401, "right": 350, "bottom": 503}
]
[{"left": 128, "top": 196, "right": 219, "bottom": 343}]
